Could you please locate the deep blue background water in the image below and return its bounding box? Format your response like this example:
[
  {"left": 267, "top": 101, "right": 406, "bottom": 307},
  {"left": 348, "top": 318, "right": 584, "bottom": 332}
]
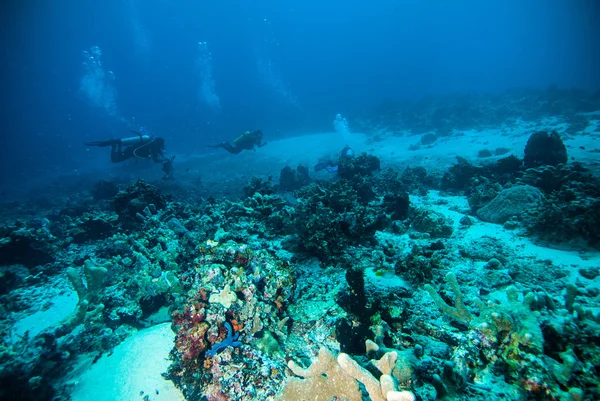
[{"left": 1, "top": 0, "right": 599, "bottom": 190}]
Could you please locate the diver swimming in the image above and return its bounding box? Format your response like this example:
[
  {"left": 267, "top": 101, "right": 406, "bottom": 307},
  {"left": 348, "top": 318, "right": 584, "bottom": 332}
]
[
  {"left": 207, "top": 130, "right": 267, "bottom": 154},
  {"left": 85, "top": 130, "right": 174, "bottom": 179}
]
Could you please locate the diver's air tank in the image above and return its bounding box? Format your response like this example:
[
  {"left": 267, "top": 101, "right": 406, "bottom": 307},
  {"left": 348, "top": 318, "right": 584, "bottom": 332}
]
[{"left": 120, "top": 135, "right": 151, "bottom": 145}]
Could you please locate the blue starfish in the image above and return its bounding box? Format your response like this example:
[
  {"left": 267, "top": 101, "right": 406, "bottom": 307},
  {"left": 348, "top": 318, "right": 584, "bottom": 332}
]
[{"left": 206, "top": 322, "right": 242, "bottom": 357}]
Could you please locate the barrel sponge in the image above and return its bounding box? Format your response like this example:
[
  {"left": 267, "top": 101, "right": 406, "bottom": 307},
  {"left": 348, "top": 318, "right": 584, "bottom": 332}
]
[
  {"left": 477, "top": 185, "right": 543, "bottom": 224},
  {"left": 523, "top": 131, "right": 567, "bottom": 168}
]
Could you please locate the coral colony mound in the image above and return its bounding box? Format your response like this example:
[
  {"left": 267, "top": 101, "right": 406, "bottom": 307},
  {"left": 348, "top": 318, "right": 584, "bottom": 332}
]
[{"left": 1, "top": 88, "right": 600, "bottom": 401}]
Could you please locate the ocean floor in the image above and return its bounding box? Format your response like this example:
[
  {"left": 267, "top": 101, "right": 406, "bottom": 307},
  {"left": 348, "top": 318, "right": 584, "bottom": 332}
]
[
  {"left": 52, "top": 192, "right": 599, "bottom": 400},
  {"left": 2, "top": 113, "right": 600, "bottom": 400},
  {"left": 69, "top": 323, "right": 184, "bottom": 401}
]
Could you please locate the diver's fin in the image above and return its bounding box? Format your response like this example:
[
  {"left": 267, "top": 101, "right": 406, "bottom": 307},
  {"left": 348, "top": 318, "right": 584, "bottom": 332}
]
[{"left": 84, "top": 139, "right": 117, "bottom": 147}]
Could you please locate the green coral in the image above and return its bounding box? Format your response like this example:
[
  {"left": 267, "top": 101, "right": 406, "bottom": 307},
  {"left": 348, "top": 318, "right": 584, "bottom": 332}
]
[
  {"left": 425, "top": 273, "right": 473, "bottom": 325},
  {"left": 254, "top": 330, "right": 283, "bottom": 358},
  {"left": 426, "top": 273, "right": 544, "bottom": 360}
]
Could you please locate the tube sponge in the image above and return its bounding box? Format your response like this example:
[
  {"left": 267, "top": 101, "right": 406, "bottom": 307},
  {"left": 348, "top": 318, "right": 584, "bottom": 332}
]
[{"left": 66, "top": 259, "right": 108, "bottom": 303}]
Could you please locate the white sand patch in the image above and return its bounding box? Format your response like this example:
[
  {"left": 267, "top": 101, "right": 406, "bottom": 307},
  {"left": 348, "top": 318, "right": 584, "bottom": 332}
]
[
  {"left": 413, "top": 191, "right": 600, "bottom": 284},
  {"left": 10, "top": 290, "right": 78, "bottom": 343},
  {"left": 70, "top": 323, "right": 183, "bottom": 401}
]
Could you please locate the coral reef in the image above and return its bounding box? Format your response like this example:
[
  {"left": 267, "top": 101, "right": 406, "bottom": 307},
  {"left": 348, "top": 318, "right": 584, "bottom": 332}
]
[
  {"left": 410, "top": 208, "right": 454, "bottom": 238},
  {"left": 167, "top": 241, "right": 294, "bottom": 400},
  {"left": 519, "top": 163, "right": 600, "bottom": 247},
  {"left": 294, "top": 180, "right": 389, "bottom": 262},
  {"left": 422, "top": 271, "right": 600, "bottom": 400},
  {"left": 278, "top": 165, "right": 310, "bottom": 192},
  {"left": 355, "top": 87, "right": 600, "bottom": 134},
  {"left": 337, "top": 153, "right": 381, "bottom": 180},
  {"left": 1, "top": 97, "right": 600, "bottom": 401},
  {"left": 0, "top": 222, "right": 57, "bottom": 268},
  {"left": 243, "top": 176, "right": 276, "bottom": 197},
  {"left": 112, "top": 179, "right": 170, "bottom": 227}
]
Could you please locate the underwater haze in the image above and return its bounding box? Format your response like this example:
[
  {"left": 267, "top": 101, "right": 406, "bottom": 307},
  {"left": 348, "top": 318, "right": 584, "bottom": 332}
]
[
  {"left": 3, "top": 2, "right": 600, "bottom": 401},
  {"left": 1, "top": 0, "right": 599, "bottom": 190}
]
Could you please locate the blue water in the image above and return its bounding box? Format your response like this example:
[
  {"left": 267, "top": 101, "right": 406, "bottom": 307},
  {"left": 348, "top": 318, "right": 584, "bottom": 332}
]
[{"left": 1, "top": 0, "right": 599, "bottom": 189}]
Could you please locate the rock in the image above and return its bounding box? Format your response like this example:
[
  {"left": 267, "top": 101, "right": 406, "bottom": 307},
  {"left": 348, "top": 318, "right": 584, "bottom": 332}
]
[{"left": 578, "top": 267, "right": 599, "bottom": 280}]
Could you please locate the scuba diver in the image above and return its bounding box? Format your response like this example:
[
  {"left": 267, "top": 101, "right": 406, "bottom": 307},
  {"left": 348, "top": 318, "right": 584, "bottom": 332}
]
[
  {"left": 207, "top": 130, "right": 267, "bottom": 154},
  {"left": 314, "top": 145, "right": 354, "bottom": 173},
  {"left": 85, "top": 131, "right": 175, "bottom": 179},
  {"left": 85, "top": 131, "right": 167, "bottom": 163}
]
